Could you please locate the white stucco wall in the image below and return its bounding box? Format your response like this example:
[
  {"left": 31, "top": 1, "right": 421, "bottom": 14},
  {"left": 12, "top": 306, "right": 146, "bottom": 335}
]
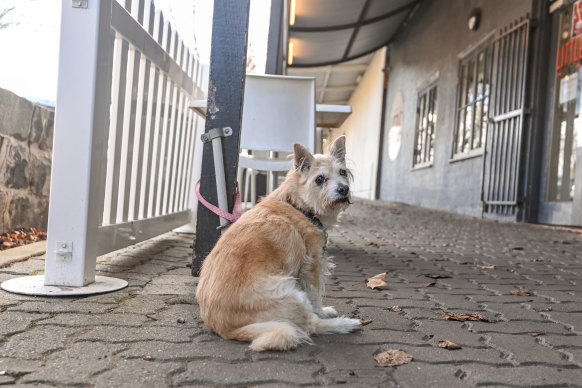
[{"left": 329, "top": 47, "right": 385, "bottom": 200}]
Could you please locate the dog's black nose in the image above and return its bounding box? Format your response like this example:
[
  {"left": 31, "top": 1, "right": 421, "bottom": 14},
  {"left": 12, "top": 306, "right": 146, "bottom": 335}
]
[{"left": 337, "top": 184, "right": 349, "bottom": 196}]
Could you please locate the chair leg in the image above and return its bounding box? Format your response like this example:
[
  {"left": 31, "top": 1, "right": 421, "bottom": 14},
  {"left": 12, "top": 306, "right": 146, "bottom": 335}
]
[
  {"left": 250, "top": 170, "right": 257, "bottom": 206},
  {"left": 244, "top": 169, "right": 252, "bottom": 208}
]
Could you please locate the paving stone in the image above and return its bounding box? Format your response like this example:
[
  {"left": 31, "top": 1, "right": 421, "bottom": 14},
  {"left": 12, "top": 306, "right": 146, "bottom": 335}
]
[
  {"left": 94, "top": 359, "right": 183, "bottom": 388},
  {"left": 461, "top": 365, "right": 582, "bottom": 387},
  {"left": 0, "top": 375, "right": 15, "bottom": 385},
  {"left": 391, "top": 362, "right": 471, "bottom": 388},
  {"left": 175, "top": 360, "right": 322, "bottom": 386},
  {"left": 37, "top": 312, "right": 148, "bottom": 327},
  {"left": 111, "top": 295, "right": 169, "bottom": 315},
  {"left": 76, "top": 326, "right": 198, "bottom": 343},
  {"left": 146, "top": 303, "right": 199, "bottom": 328},
  {"left": 119, "top": 339, "right": 249, "bottom": 362},
  {"left": 0, "top": 326, "right": 79, "bottom": 360},
  {"left": 7, "top": 301, "right": 113, "bottom": 314},
  {"left": 0, "top": 357, "right": 43, "bottom": 374},
  {"left": 483, "top": 332, "right": 575, "bottom": 366},
  {"left": 138, "top": 283, "right": 194, "bottom": 295},
  {"left": 21, "top": 342, "right": 127, "bottom": 385},
  {"left": 0, "top": 311, "right": 50, "bottom": 337},
  {"left": 1, "top": 258, "right": 44, "bottom": 275}
]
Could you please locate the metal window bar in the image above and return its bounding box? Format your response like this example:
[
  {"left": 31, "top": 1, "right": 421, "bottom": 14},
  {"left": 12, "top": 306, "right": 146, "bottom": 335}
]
[
  {"left": 413, "top": 85, "right": 437, "bottom": 166},
  {"left": 454, "top": 45, "right": 493, "bottom": 156}
]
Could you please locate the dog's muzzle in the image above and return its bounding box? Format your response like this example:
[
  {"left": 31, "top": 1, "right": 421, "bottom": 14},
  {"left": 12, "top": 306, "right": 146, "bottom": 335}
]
[{"left": 335, "top": 184, "right": 351, "bottom": 204}]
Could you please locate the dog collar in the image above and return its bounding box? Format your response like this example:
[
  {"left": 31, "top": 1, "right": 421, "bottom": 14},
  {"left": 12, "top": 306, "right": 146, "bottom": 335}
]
[{"left": 285, "top": 200, "right": 324, "bottom": 230}]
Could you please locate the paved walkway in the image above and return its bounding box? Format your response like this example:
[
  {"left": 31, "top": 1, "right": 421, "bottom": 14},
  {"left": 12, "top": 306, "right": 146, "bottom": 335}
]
[{"left": 0, "top": 200, "right": 581, "bottom": 387}]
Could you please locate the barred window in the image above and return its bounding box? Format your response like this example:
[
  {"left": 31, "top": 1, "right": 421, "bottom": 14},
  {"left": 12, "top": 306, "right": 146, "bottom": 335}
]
[
  {"left": 413, "top": 84, "right": 437, "bottom": 167},
  {"left": 453, "top": 43, "right": 493, "bottom": 156}
]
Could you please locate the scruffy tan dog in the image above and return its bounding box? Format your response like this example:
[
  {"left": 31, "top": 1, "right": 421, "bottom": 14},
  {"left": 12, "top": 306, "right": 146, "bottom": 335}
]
[{"left": 196, "top": 136, "right": 361, "bottom": 351}]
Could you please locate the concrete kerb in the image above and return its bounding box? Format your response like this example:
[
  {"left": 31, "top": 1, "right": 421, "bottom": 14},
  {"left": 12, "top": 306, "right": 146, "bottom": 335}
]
[{"left": 0, "top": 241, "right": 46, "bottom": 269}]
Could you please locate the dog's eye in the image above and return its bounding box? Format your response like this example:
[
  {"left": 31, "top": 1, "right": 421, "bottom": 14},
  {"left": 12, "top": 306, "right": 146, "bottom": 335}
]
[
  {"left": 315, "top": 175, "right": 326, "bottom": 185},
  {"left": 339, "top": 169, "right": 347, "bottom": 177}
]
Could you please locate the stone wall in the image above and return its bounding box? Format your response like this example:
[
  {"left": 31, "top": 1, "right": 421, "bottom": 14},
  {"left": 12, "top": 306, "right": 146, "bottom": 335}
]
[{"left": 0, "top": 87, "right": 53, "bottom": 234}]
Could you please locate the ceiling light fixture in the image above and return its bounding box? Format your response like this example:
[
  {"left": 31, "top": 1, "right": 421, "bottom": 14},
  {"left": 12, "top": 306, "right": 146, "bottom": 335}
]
[
  {"left": 288, "top": 41, "right": 294, "bottom": 65},
  {"left": 289, "top": 0, "right": 296, "bottom": 26}
]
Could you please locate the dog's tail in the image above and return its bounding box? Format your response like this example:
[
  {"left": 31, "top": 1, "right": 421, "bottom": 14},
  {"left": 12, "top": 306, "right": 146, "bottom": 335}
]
[{"left": 230, "top": 320, "right": 312, "bottom": 351}]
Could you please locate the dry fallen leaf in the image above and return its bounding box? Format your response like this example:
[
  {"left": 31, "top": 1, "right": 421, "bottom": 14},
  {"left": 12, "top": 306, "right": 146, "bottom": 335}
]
[
  {"left": 367, "top": 242, "right": 381, "bottom": 248},
  {"left": 373, "top": 349, "right": 413, "bottom": 367},
  {"left": 365, "top": 272, "right": 388, "bottom": 289},
  {"left": 438, "top": 340, "right": 462, "bottom": 350},
  {"left": 442, "top": 312, "right": 491, "bottom": 322},
  {"left": 424, "top": 274, "right": 452, "bottom": 279},
  {"left": 538, "top": 306, "right": 552, "bottom": 312},
  {"left": 475, "top": 264, "right": 496, "bottom": 270},
  {"left": 510, "top": 290, "right": 534, "bottom": 296},
  {"left": 424, "top": 282, "right": 437, "bottom": 287},
  {"left": 389, "top": 306, "right": 401, "bottom": 312},
  {"left": 0, "top": 228, "right": 47, "bottom": 251},
  {"left": 360, "top": 319, "right": 372, "bottom": 326}
]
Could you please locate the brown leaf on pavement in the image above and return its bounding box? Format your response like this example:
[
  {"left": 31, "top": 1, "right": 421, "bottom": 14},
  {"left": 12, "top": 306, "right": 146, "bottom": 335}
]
[
  {"left": 365, "top": 272, "right": 388, "bottom": 289},
  {"left": 360, "top": 319, "right": 372, "bottom": 326},
  {"left": 510, "top": 290, "right": 534, "bottom": 296},
  {"left": 475, "top": 264, "right": 496, "bottom": 269},
  {"left": 424, "top": 282, "right": 437, "bottom": 287},
  {"left": 438, "top": 340, "right": 462, "bottom": 350},
  {"left": 389, "top": 306, "right": 401, "bottom": 312},
  {"left": 367, "top": 242, "right": 381, "bottom": 248},
  {"left": 0, "top": 228, "right": 47, "bottom": 251},
  {"left": 424, "top": 274, "right": 452, "bottom": 279},
  {"left": 442, "top": 312, "right": 491, "bottom": 322},
  {"left": 373, "top": 349, "right": 413, "bottom": 367}
]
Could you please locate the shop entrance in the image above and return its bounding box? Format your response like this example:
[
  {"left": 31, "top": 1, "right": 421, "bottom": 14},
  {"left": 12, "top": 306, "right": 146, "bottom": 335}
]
[{"left": 539, "top": 3, "right": 582, "bottom": 226}]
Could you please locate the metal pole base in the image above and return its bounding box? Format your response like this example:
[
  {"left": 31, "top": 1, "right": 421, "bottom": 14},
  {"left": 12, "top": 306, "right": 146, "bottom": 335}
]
[{"left": 0, "top": 275, "right": 128, "bottom": 296}]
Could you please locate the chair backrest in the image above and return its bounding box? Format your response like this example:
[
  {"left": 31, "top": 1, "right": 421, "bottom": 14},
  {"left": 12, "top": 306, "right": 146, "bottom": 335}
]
[{"left": 241, "top": 74, "right": 316, "bottom": 153}]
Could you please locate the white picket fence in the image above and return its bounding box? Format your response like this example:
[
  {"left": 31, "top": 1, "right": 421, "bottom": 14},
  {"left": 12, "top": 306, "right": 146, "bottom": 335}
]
[{"left": 43, "top": 0, "right": 205, "bottom": 288}]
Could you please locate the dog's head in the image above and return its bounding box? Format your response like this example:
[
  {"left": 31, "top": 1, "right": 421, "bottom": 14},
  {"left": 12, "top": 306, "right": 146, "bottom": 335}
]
[{"left": 289, "top": 136, "right": 352, "bottom": 219}]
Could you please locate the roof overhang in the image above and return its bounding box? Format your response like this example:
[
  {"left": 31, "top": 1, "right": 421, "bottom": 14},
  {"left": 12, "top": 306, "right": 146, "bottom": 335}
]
[{"left": 283, "top": 0, "right": 420, "bottom": 106}]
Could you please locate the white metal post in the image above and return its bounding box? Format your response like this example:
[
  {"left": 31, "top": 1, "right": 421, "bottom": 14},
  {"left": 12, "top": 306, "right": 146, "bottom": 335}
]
[{"left": 43, "top": 0, "right": 113, "bottom": 287}]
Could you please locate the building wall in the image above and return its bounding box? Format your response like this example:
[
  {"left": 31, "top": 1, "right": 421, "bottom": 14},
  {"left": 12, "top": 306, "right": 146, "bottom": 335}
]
[
  {"left": 0, "top": 88, "right": 53, "bottom": 234},
  {"left": 379, "top": 0, "right": 533, "bottom": 217},
  {"left": 331, "top": 47, "right": 386, "bottom": 200}
]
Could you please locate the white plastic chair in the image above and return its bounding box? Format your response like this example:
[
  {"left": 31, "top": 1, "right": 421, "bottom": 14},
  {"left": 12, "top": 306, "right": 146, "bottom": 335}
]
[{"left": 238, "top": 74, "right": 316, "bottom": 207}]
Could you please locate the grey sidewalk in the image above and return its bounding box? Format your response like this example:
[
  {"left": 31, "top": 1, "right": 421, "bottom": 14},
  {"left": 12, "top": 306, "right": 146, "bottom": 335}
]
[{"left": 0, "top": 199, "right": 581, "bottom": 387}]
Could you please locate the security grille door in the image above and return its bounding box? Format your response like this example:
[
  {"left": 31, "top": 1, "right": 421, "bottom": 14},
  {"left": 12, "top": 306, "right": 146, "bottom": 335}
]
[{"left": 482, "top": 18, "right": 531, "bottom": 218}]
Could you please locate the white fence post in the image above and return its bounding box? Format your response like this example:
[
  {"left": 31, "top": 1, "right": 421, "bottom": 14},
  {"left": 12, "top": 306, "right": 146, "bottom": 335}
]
[{"left": 43, "top": 0, "right": 118, "bottom": 288}]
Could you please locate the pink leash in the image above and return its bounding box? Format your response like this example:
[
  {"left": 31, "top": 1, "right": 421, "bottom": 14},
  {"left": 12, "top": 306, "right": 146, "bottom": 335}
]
[{"left": 195, "top": 180, "right": 242, "bottom": 224}]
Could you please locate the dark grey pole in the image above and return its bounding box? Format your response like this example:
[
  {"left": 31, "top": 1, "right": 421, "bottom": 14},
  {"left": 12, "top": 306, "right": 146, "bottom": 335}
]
[{"left": 192, "top": 0, "right": 250, "bottom": 276}]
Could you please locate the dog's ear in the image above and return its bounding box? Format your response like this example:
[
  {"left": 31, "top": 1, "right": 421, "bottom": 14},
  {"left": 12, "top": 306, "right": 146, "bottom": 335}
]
[
  {"left": 330, "top": 136, "right": 346, "bottom": 162},
  {"left": 294, "top": 143, "right": 314, "bottom": 172}
]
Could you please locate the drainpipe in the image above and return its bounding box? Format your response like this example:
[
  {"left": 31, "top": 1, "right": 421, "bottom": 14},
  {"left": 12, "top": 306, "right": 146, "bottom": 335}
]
[{"left": 375, "top": 47, "right": 390, "bottom": 199}]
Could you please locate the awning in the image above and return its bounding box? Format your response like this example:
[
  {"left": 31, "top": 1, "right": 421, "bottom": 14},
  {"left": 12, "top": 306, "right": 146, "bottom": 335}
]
[{"left": 285, "top": 0, "right": 420, "bottom": 105}]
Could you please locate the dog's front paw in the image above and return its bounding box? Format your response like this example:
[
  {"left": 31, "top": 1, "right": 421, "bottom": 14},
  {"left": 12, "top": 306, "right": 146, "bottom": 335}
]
[
  {"left": 321, "top": 306, "right": 338, "bottom": 318},
  {"left": 336, "top": 317, "right": 362, "bottom": 333}
]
